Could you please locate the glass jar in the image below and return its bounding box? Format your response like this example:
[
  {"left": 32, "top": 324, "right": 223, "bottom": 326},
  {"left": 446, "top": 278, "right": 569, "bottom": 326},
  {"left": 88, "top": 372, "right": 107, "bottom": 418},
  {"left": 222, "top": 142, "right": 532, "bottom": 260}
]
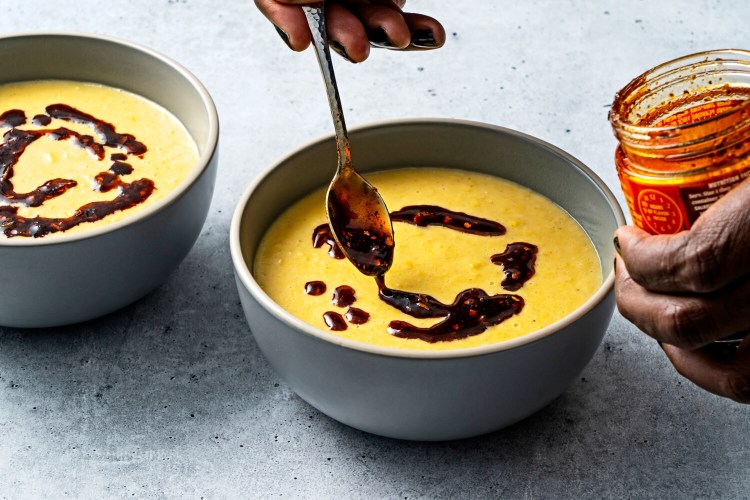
[{"left": 609, "top": 49, "right": 750, "bottom": 235}]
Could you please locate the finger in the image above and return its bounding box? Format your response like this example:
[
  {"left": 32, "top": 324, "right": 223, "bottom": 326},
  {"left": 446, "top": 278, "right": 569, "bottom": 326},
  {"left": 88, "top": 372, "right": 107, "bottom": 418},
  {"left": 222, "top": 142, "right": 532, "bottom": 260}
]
[
  {"left": 402, "top": 12, "right": 446, "bottom": 49},
  {"left": 615, "top": 255, "right": 750, "bottom": 348},
  {"left": 326, "top": 1, "right": 370, "bottom": 62},
  {"left": 255, "top": 0, "right": 312, "bottom": 51},
  {"left": 662, "top": 340, "right": 750, "bottom": 403},
  {"left": 615, "top": 177, "right": 750, "bottom": 293},
  {"left": 350, "top": 3, "right": 412, "bottom": 49}
]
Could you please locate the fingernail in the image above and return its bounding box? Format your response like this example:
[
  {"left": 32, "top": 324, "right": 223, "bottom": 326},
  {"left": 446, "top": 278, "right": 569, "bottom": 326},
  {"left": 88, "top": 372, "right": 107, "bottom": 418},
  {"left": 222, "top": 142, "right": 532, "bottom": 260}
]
[
  {"left": 368, "top": 27, "right": 395, "bottom": 48},
  {"left": 613, "top": 236, "right": 622, "bottom": 256},
  {"left": 274, "top": 25, "right": 292, "bottom": 50},
  {"left": 329, "top": 40, "right": 355, "bottom": 63},
  {"left": 410, "top": 29, "right": 439, "bottom": 48}
]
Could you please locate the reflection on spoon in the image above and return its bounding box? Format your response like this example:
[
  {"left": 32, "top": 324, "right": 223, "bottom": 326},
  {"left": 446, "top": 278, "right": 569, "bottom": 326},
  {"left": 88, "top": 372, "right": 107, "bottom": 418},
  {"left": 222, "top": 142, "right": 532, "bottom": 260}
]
[{"left": 303, "top": 4, "right": 395, "bottom": 277}]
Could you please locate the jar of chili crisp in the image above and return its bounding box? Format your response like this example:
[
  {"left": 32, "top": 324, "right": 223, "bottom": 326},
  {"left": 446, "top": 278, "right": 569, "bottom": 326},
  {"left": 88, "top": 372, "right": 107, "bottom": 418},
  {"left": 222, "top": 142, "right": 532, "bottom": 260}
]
[{"left": 609, "top": 49, "right": 750, "bottom": 235}]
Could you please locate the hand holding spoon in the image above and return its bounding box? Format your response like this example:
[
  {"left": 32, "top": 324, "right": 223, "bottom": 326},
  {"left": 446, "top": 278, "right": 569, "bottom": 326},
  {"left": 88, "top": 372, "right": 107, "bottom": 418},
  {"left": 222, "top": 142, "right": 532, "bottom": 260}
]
[{"left": 302, "top": 3, "right": 395, "bottom": 277}]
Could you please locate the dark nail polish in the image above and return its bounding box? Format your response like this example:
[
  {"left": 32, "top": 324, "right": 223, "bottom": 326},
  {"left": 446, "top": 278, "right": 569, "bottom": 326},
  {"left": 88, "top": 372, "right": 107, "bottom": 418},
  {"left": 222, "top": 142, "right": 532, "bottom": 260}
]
[
  {"left": 274, "top": 25, "right": 292, "bottom": 50},
  {"left": 368, "top": 27, "right": 395, "bottom": 48},
  {"left": 613, "top": 236, "right": 622, "bottom": 256},
  {"left": 410, "top": 29, "right": 439, "bottom": 48},
  {"left": 329, "top": 40, "right": 355, "bottom": 63}
]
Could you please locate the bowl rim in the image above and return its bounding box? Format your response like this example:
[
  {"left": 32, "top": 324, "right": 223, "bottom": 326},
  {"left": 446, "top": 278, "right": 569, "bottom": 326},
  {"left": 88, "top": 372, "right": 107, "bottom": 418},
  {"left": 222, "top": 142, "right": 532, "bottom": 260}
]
[
  {"left": 230, "top": 118, "right": 626, "bottom": 360},
  {"left": 0, "top": 30, "right": 219, "bottom": 247}
]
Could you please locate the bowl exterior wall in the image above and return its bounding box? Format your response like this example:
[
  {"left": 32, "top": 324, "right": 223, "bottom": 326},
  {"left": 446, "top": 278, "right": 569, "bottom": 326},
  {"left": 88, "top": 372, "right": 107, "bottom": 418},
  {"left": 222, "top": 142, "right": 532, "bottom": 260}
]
[
  {"left": 237, "top": 274, "right": 614, "bottom": 441},
  {"left": 0, "top": 153, "right": 217, "bottom": 328}
]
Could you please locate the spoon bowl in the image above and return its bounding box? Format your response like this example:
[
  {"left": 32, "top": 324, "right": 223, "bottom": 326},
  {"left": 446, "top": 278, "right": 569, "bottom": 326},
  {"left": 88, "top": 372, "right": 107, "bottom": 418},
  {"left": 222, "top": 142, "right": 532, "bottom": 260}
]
[
  {"left": 303, "top": 4, "right": 394, "bottom": 276},
  {"left": 326, "top": 163, "right": 394, "bottom": 276}
]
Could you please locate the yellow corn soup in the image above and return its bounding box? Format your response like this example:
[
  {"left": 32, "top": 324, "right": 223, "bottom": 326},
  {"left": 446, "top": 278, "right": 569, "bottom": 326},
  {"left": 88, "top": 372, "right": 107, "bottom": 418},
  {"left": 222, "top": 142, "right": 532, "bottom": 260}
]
[
  {"left": 0, "top": 80, "right": 198, "bottom": 237},
  {"left": 254, "top": 168, "right": 601, "bottom": 350}
]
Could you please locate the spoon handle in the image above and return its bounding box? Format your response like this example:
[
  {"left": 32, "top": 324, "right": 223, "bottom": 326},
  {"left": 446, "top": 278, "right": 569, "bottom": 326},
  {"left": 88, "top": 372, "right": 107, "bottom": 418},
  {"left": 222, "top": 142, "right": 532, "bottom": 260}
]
[{"left": 303, "top": 4, "right": 352, "bottom": 170}]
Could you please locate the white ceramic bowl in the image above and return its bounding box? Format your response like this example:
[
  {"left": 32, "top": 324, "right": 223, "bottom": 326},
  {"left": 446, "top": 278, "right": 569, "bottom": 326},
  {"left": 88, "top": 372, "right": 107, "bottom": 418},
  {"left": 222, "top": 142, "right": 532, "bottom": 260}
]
[
  {"left": 0, "top": 32, "right": 218, "bottom": 327},
  {"left": 231, "top": 119, "right": 625, "bottom": 441}
]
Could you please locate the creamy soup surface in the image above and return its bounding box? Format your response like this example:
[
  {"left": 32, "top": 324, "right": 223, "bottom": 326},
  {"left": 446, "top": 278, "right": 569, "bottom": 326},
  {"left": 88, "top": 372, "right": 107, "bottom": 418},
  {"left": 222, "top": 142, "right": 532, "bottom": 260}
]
[
  {"left": 254, "top": 168, "right": 601, "bottom": 350},
  {"left": 0, "top": 80, "right": 198, "bottom": 238}
]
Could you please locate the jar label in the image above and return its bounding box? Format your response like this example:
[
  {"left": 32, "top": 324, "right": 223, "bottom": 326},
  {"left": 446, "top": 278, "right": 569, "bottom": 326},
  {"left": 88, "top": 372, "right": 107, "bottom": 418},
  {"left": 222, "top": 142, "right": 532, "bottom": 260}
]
[
  {"left": 619, "top": 169, "right": 750, "bottom": 234},
  {"left": 656, "top": 100, "right": 742, "bottom": 127}
]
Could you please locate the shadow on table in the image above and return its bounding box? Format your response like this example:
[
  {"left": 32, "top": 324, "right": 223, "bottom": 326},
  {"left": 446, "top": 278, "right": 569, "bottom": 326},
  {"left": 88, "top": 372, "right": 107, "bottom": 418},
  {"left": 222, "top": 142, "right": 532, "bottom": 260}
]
[
  {"left": 306, "top": 325, "right": 750, "bottom": 497},
  {"left": 0, "top": 233, "right": 276, "bottom": 439},
  {"left": 2, "top": 258, "right": 747, "bottom": 498}
]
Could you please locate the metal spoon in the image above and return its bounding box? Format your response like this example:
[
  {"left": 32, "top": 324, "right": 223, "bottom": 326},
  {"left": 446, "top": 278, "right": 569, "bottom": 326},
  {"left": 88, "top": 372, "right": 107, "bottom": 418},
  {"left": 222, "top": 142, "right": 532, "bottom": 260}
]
[{"left": 303, "top": 3, "right": 395, "bottom": 277}]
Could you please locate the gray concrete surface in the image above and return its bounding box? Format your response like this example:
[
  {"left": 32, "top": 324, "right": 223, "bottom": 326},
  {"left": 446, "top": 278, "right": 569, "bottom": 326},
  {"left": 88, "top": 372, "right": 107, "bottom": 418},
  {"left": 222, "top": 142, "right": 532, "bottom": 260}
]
[{"left": 1, "top": 1, "right": 749, "bottom": 498}]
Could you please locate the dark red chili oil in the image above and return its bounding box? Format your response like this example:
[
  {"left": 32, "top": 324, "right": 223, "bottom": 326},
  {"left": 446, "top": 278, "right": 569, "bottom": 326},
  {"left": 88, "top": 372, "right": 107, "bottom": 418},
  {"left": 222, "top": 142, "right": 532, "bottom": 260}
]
[
  {"left": 326, "top": 185, "right": 395, "bottom": 277},
  {"left": 331, "top": 285, "right": 356, "bottom": 308},
  {"left": 312, "top": 223, "right": 345, "bottom": 259},
  {"left": 390, "top": 205, "right": 506, "bottom": 236},
  {"left": 304, "top": 281, "right": 327, "bottom": 296},
  {"left": 310, "top": 205, "right": 538, "bottom": 342},
  {"left": 490, "top": 242, "right": 538, "bottom": 292},
  {"left": 0, "top": 104, "right": 152, "bottom": 238},
  {"left": 375, "top": 275, "right": 524, "bottom": 343},
  {"left": 345, "top": 307, "right": 370, "bottom": 325},
  {"left": 323, "top": 311, "right": 347, "bottom": 331}
]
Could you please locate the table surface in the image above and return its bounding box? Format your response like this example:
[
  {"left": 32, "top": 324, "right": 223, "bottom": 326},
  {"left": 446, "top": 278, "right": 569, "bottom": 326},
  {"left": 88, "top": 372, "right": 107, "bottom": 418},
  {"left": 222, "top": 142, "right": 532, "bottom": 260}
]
[{"left": 1, "top": 1, "right": 748, "bottom": 498}]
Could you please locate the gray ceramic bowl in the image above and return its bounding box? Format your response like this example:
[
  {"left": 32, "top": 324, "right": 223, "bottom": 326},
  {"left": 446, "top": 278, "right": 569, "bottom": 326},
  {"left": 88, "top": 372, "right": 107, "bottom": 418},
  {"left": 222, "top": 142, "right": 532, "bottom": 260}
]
[
  {"left": 231, "top": 119, "right": 625, "bottom": 441},
  {"left": 0, "top": 32, "right": 218, "bottom": 328}
]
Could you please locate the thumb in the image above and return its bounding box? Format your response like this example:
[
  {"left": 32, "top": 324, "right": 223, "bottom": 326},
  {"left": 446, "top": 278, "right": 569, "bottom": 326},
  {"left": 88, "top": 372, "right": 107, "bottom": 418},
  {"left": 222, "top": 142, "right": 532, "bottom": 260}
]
[{"left": 616, "top": 177, "right": 750, "bottom": 293}]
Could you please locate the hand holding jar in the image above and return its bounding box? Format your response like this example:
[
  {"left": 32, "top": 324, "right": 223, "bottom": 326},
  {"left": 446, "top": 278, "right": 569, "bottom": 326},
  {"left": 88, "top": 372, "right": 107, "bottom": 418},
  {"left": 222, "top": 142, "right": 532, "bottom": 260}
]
[
  {"left": 254, "top": 0, "right": 445, "bottom": 62},
  {"left": 611, "top": 50, "right": 750, "bottom": 403},
  {"left": 614, "top": 177, "right": 750, "bottom": 403}
]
